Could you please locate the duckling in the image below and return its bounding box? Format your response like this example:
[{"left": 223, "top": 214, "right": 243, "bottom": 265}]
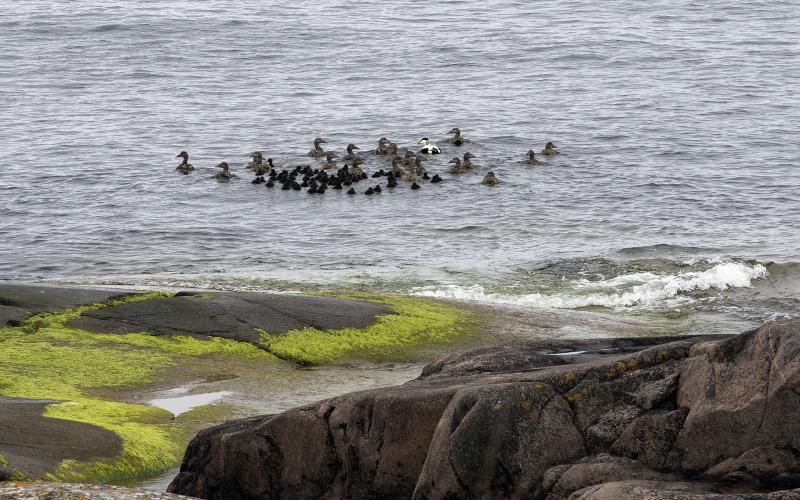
[
  {"left": 541, "top": 142, "right": 559, "bottom": 156},
  {"left": 521, "top": 150, "right": 540, "bottom": 165},
  {"left": 345, "top": 144, "right": 361, "bottom": 161},
  {"left": 431, "top": 174, "right": 442, "bottom": 184},
  {"left": 365, "top": 187, "right": 375, "bottom": 195},
  {"left": 175, "top": 151, "right": 194, "bottom": 174},
  {"left": 418, "top": 138, "right": 441, "bottom": 154},
  {"left": 448, "top": 157, "right": 468, "bottom": 174},
  {"left": 214, "top": 162, "right": 231, "bottom": 181},
  {"left": 252, "top": 176, "right": 265, "bottom": 184},
  {"left": 448, "top": 128, "right": 465, "bottom": 146},
  {"left": 411, "top": 182, "right": 421, "bottom": 190},
  {"left": 246, "top": 152, "right": 263, "bottom": 170},
  {"left": 265, "top": 179, "right": 275, "bottom": 188},
  {"left": 321, "top": 152, "right": 338, "bottom": 170},
  {"left": 308, "top": 138, "right": 327, "bottom": 158},
  {"left": 371, "top": 169, "right": 385, "bottom": 178},
  {"left": 462, "top": 152, "right": 476, "bottom": 169},
  {"left": 387, "top": 176, "right": 398, "bottom": 188},
  {"left": 482, "top": 171, "right": 498, "bottom": 185},
  {"left": 373, "top": 185, "right": 382, "bottom": 193},
  {"left": 376, "top": 137, "right": 392, "bottom": 155},
  {"left": 347, "top": 187, "right": 356, "bottom": 195}
]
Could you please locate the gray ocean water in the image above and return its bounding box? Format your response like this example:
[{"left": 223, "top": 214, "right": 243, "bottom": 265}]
[{"left": 2, "top": 0, "right": 799, "bottom": 334}]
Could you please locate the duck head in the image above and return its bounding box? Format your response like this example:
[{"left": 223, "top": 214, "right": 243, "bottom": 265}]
[
  {"left": 418, "top": 138, "right": 432, "bottom": 146},
  {"left": 448, "top": 128, "right": 461, "bottom": 137},
  {"left": 352, "top": 158, "right": 365, "bottom": 167},
  {"left": 448, "top": 157, "right": 462, "bottom": 166},
  {"left": 216, "top": 162, "right": 229, "bottom": 171},
  {"left": 404, "top": 150, "right": 415, "bottom": 159},
  {"left": 326, "top": 152, "right": 338, "bottom": 161},
  {"left": 545, "top": 142, "right": 557, "bottom": 149},
  {"left": 176, "top": 151, "right": 189, "bottom": 161},
  {"left": 347, "top": 144, "right": 359, "bottom": 153},
  {"left": 527, "top": 150, "right": 536, "bottom": 159},
  {"left": 463, "top": 152, "right": 476, "bottom": 161},
  {"left": 313, "top": 138, "right": 327, "bottom": 147}
]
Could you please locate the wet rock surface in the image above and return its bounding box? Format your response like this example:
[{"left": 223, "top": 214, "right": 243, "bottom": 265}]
[
  {"left": 0, "top": 283, "right": 132, "bottom": 327},
  {"left": 169, "top": 319, "right": 800, "bottom": 499},
  {"left": 68, "top": 291, "right": 391, "bottom": 342}
]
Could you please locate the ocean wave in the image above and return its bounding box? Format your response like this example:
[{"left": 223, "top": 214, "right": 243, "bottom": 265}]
[{"left": 411, "top": 260, "right": 769, "bottom": 311}]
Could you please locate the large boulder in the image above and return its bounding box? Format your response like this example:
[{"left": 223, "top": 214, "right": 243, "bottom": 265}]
[{"left": 169, "top": 319, "right": 800, "bottom": 499}]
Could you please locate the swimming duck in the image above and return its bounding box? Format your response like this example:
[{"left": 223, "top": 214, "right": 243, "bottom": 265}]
[
  {"left": 448, "top": 128, "right": 465, "bottom": 146},
  {"left": 402, "top": 167, "right": 417, "bottom": 183},
  {"left": 541, "top": 142, "right": 559, "bottom": 156},
  {"left": 418, "top": 138, "right": 441, "bottom": 154},
  {"left": 308, "top": 138, "right": 327, "bottom": 158},
  {"left": 431, "top": 174, "right": 442, "bottom": 184},
  {"left": 214, "top": 162, "right": 231, "bottom": 181},
  {"left": 521, "top": 150, "right": 540, "bottom": 165},
  {"left": 390, "top": 159, "right": 405, "bottom": 177},
  {"left": 345, "top": 144, "right": 361, "bottom": 161},
  {"left": 411, "top": 182, "right": 421, "bottom": 190},
  {"left": 482, "top": 171, "right": 498, "bottom": 185},
  {"left": 375, "top": 137, "right": 390, "bottom": 155},
  {"left": 347, "top": 187, "right": 356, "bottom": 195},
  {"left": 462, "top": 152, "right": 476, "bottom": 169},
  {"left": 387, "top": 142, "right": 399, "bottom": 157},
  {"left": 321, "top": 152, "right": 338, "bottom": 170},
  {"left": 175, "top": 151, "right": 194, "bottom": 174},
  {"left": 349, "top": 158, "right": 366, "bottom": 178},
  {"left": 387, "top": 175, "right": 398, "bottom": 188},
  {"left": 448, "top": 157, "right": 468, "bottom": 174},
  {"left": 246, "top": 152, "right": 264, "bottom": 170}
]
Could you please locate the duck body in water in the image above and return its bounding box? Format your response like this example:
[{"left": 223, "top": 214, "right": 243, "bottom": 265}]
[
  {"left": 321, "top": 152, "right": 338, "bottom": 170},
  {"left": 246, "top": 152, "right": 264, "bottom": 170},
  {"left": 418, "top": 138, "right": 441, "bottom": 154},
  {"left": 521, "top": 150, "right": 540, "bottom": 165},
  {"left": 541, "top": 142, "right": 559, "bottom": 156},
  {"left": 448, "top": 157, "right": 467, "bottom": 174},
  {"left": 175, "top": 151, "right": 194, "bottom": 174},
  {"left": 448, "top": 128, "right": 465, "bottom": 146},
  {"left": 462, "top": 152, "right": 476, "bottom": 169},
  {"left": 482, "top": 171, "right": 498, "bottom": 185},
  {"left": 214, "top": 162, "right": 231, "bottom": 181},
  {"left": 308, "top": 138, "right": 327, "bottom": 157},
  {"left": 345, "top": 144, "right": 361, "bottom": 161},
  {"left": 375, "top": 137, "right": 390, "bottom": 155}
]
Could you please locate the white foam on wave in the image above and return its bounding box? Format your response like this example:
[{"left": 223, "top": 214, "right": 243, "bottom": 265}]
[{"left": 411, "top": 261, "right": 769, "bottom": 310}]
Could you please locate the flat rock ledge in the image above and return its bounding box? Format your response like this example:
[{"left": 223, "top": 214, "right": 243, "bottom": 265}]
[
  {"left": 169, "top": 318, "right": 800, "bottom": 499},
  {"left": 0, "top": 482, "right": 196, "bottom": 499}
]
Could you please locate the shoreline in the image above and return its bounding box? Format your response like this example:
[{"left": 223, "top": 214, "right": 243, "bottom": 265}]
[{"left": 0, "top": 283, "right": 476, "bottom": 484}]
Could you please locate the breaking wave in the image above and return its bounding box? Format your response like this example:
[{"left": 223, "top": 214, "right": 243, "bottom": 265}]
[{"left": 411, "top": 260, "right": 770, "bottom": 311}]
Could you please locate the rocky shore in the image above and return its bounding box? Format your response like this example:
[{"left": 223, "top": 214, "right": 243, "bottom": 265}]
[{"left": 169, "top": 319, "right": 800, "bottom": 499}]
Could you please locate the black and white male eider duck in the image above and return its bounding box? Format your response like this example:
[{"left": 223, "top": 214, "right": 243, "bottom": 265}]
[
  {"left": 448, "top": 128, "right": 465, "bottom": 146},
  {"left": 418, "top": 138, "right": 441, "bottom": 154},
  {"left": 345, "top": 144, "right": 361, "bottom": 161},
  {"left": 448, "top": 157, "right": 467, "bottom": 174},
  {"left": 541, "top": 142, "right": 559, "bottom": 156},
  {"left": 482, "top": 171, "right": 498, "bottom": 185},
  {"left": 521, "top": 150, "right": 540, "bottom": 165},
  {"left": 321, "top": 152, "right": 338, "bottom": 170},
  {"left": 175, "top": 151, "right": 194, "bottom": 174},
  {"left": 462, "top": 152, "right": 476, "bottom": 169},
  {"left": 308, "top": 138, "right": 327, "bottom": 158},
  {"left": 214, "top": 162, "right": 231, "bottom": 181}
]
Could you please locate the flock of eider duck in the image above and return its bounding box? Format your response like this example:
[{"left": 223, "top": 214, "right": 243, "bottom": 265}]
[{"left": 174, "top": 129, "right": 559, "bottom": 195}]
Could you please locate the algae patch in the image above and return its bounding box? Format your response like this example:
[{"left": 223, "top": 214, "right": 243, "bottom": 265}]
[
  {"left": 259, "top": 293, "right": 476, "bottom": 365},
  {"left": 0, "top": 292, "right": 274, "bottom": 484}
]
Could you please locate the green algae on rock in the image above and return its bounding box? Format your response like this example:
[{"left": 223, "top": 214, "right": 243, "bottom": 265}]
[{"left": 258, "top": 293, "right": 476, "bottom": 365}]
